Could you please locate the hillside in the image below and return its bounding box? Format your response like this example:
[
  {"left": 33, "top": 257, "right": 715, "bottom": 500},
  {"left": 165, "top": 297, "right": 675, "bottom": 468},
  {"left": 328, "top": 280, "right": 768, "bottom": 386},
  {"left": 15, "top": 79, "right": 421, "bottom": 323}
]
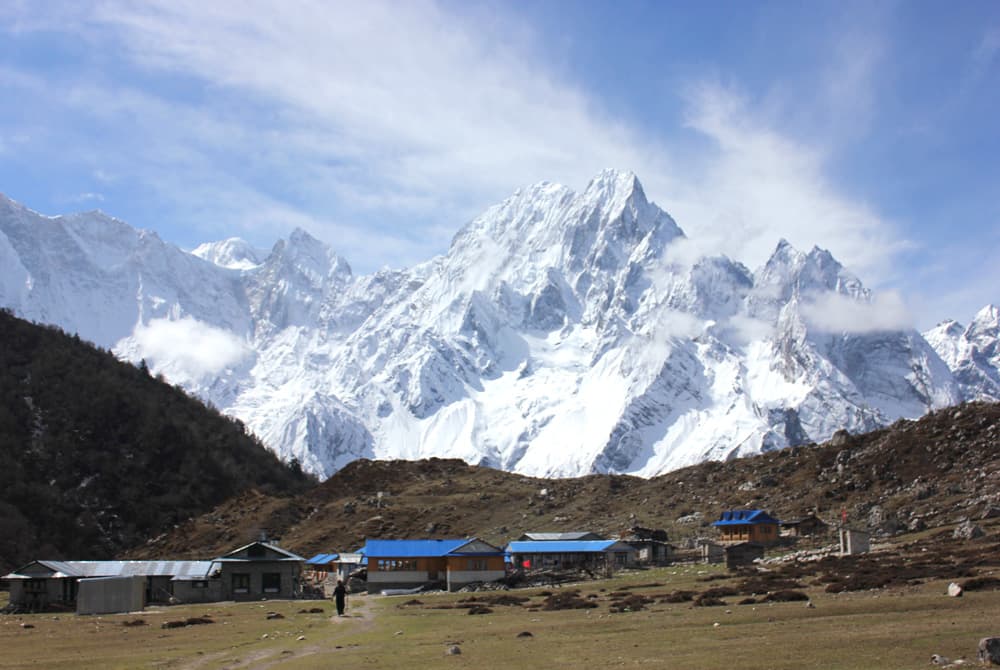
[
  {"left": 131, "top": 400, "right": 1000, "bottom": 559},
  {"left": 0, "top": 309, "right": 313, "bottom": 572}
]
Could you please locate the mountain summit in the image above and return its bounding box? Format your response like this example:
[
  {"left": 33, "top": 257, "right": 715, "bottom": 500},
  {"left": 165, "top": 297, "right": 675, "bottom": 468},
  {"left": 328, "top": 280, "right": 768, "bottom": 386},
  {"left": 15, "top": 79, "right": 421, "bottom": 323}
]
[{"left": 0, "top": 173, "right": 995, "bottom": 478}]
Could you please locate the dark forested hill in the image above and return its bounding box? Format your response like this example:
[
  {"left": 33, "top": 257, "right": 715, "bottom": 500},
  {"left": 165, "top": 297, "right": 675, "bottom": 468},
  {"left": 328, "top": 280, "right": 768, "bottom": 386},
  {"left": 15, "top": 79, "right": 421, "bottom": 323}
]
[{"left": 0, "top": 309, "right": 313, "bottom": 572}]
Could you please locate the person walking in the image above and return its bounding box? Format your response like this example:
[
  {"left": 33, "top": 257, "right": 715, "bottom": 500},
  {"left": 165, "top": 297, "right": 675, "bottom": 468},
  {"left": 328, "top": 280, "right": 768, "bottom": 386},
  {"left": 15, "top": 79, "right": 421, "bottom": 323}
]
[{"left": 333, "top": 579, "right": 347, "bottom": 616}]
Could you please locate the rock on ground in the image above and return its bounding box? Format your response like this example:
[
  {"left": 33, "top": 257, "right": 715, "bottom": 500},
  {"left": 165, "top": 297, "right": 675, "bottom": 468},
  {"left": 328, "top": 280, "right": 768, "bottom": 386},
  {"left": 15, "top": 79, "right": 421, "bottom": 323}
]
[{"left": 980, "top": 637, "right": 1000, "bottom": 665}]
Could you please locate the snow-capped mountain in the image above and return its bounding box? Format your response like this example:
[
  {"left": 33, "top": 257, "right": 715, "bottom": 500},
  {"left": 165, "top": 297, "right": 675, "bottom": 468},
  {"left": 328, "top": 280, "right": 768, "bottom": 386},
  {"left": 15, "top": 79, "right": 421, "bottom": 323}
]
[
  {"left": 1, "top": 171, "right": 995, "bottom": 478},
  {"left": 924, "top": 305, "right": 1000, "bottom": 401}
]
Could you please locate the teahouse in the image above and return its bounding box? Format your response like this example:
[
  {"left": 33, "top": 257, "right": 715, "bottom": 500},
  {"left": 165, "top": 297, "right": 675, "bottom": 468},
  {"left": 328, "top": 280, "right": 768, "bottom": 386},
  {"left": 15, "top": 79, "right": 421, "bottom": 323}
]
[
  {"left": 362, "top": 538, "right": 505, "bottom": 593},
  {"left": 507, "top": 540, "right": 637, "bottom": 574},
  {"left": 712, "top": 509, "right": 781, "bottom": 545}
]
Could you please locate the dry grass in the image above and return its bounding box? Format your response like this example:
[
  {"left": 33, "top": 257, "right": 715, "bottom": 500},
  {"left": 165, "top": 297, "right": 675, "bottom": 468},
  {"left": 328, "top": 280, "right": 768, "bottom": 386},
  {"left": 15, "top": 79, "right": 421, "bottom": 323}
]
[{"left": 3, "top": 565, "right": 999, "bottom": 669}]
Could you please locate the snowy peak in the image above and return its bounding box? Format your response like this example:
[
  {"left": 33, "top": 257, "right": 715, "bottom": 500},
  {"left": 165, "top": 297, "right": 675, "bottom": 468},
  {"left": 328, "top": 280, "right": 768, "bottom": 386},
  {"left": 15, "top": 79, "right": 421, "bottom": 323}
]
[
  {"left": 2, "top": 174, "right": 998, "bottom": 481},
  {"left": 273, "top": 227, "right": 352, "bottom": 281},
  {"left": 749, "top": 240, "right": 869, "bottom": 324},
  {"left": 191, "top": 238, "right": 265, "bottom": 271},
  {"left": 757, "top": 239, "right": 864, "bottom": 298},
  {"left": 923, "top": 304, "right": 1000, "bottom": 401},
  {"left": 968, "top": 304, "right": 1000, "bottom": 340}
]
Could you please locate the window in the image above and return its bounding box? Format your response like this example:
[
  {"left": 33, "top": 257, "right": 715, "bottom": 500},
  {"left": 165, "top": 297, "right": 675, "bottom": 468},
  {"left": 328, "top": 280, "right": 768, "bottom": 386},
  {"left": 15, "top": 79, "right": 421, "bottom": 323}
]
[
  {"left": 232, "top": 573, "right": 250, "bottom": 594},
  {"left": 376, "top": 559, "right": 417, "bottom": 571},
  {"left": 25, "top": 579, "right": 46, "bottom": 593},
  {"left": 191, "top": 580, "right": 208, "bottom": 589},
  {"left": 262, "top": 573, "right": 281, "bottom": 593},
  {"left": 466, "top": 559, "right": 488, "bottom": 571}
]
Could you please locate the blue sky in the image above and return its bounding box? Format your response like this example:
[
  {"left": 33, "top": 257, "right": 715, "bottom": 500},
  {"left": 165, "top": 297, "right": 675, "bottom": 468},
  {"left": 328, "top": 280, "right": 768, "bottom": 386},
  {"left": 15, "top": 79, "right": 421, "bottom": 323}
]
[{"left": 0, "top": 1, "right": 997, "bottom": 329}]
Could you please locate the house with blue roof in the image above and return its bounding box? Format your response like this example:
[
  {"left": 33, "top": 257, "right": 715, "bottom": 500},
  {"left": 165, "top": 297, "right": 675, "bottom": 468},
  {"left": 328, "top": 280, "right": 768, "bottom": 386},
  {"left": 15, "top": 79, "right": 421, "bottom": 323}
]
[
  {"left": 360, "top": 538, "right": 505, "bottom": 593},
  {"left": 711, "top": 509, "right": 781, "bottom": 545},
  {"left": 506, "top": 540, "right": 638, "bottom": 575}
]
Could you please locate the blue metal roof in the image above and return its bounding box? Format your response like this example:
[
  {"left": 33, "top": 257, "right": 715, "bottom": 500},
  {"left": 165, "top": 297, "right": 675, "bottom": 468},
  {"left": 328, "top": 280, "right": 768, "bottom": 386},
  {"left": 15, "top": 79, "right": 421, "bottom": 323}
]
[
  {"left": 711, "top": 510, "right": 780, "bottom": 526},
  {"left": 362, "top": 539, "right": 472, "bottom": 558},
  {"left": 506, "top": 540, "right": 621, "bottom": 554},
  {"left": 305, "top": 552, "right": 339, "bottom": 565}
]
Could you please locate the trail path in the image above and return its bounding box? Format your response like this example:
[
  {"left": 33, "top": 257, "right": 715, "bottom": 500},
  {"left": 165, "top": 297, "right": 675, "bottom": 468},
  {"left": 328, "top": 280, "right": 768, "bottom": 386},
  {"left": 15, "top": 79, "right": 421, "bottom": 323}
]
[{"left": 178, "top": 597, "right": 376, "bottom": 670}]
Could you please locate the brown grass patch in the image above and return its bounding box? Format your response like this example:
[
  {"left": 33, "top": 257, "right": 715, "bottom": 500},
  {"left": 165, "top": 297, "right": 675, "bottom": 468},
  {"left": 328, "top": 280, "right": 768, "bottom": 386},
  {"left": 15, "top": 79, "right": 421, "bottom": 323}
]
[
  {"left": 541, "top": 590, "right": 598, "bottom": 611},
  {"left": 960, "top": 576, "right": 1000, "bottom": 592}
]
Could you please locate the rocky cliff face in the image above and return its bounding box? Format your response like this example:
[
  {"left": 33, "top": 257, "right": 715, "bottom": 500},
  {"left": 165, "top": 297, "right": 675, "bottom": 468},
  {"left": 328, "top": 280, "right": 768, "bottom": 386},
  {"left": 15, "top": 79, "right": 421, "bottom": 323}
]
[{"left": 0, "top": 170, "right": 995, "bottom": 478}]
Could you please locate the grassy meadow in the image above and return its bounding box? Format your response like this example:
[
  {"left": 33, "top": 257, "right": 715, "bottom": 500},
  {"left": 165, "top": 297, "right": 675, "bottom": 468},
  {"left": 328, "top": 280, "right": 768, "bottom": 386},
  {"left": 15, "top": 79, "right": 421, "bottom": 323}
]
[{"left": 1, "top": 563, "right": 998, "bottom": 669}]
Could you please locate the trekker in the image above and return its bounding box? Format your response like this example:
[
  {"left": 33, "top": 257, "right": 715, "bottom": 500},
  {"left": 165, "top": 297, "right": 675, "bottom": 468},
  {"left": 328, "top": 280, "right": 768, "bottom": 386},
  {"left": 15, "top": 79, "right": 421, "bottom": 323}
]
[{"left": 333, "top": 579, "right": 347, "bottom": 616}]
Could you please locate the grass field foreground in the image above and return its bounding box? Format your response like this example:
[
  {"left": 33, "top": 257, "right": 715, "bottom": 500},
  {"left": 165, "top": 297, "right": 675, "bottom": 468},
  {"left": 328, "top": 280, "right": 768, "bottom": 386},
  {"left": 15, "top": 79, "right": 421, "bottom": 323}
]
[{"left": 2, "top": 563, "right": 999, "bottom": 669}]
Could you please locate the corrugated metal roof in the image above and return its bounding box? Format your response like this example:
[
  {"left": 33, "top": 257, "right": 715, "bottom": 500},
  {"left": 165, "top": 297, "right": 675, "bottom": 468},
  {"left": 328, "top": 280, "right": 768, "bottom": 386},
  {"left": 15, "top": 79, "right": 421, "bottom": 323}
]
[
  {"left": 4, "top": 560, "right": 214, "bottom": 579},
  {"left": 521, "top": 532, "right": 602, "bottom": 541},
  {"left": 336, "top": 553, "right": 364, "bottom": 563},
  {"left": 215, "top": 541, "right": 305, "bottom": 561},
  {"left": 306, "top": 553, "right": 339, "bottom": 565},
  {"left": 506, "top": 540, "right": 625, "bottom": 554},
  {"left": 712, "top": 510, "right": 781, "bottom": 526},
  {"left": 363, "top": 539, "right": 472, "bottom": 558}
]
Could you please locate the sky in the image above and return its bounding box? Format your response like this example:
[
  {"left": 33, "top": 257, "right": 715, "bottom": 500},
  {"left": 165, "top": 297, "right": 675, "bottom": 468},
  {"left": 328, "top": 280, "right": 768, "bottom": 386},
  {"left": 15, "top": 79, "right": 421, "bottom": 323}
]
[{"left": 0, "top": 0, "right": 997, "bottom": 329}]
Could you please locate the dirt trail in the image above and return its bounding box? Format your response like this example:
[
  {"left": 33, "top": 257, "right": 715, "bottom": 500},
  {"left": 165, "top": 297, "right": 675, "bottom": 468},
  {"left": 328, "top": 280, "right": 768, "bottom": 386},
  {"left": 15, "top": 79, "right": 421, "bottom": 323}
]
[{"left": 178, "top": 597, "right": 376, "bottom": 670}]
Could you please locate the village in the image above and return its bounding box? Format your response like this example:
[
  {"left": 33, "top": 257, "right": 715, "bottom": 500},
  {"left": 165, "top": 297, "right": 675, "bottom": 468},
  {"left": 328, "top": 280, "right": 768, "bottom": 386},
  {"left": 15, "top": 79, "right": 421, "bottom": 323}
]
[
  {"left": 2, "top": 508, "right": 865, "bottom": 615},
  {"left": 3, "top": 502, "right": 1000, "bottom": 669}
]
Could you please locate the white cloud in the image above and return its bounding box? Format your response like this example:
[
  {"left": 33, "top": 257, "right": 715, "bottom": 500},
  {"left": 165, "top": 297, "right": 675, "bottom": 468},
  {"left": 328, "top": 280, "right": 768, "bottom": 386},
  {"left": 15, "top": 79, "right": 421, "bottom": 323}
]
[
  {"left": 87, "top": 0, "right": 673, "bottom": 213},
  {"left": 671, "top": 81, "right": 908, "bottom": 281},
  {"left": 3, "top": 1, "right": 906, "bottom": 287},
  {"left": 801, "top": 290, "right": 913, "bottom": 334},
  {"left": 133, "top": 316, "right": 251, "bottom": 383},
  {"left": 716, "top": 314, "right": 776, "bottom": 347}
]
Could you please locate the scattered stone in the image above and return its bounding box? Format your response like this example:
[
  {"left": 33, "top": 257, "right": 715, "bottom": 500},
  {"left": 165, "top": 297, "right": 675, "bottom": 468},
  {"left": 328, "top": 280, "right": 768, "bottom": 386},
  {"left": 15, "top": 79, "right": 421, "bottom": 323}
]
[
  {"left": 931, "top": 654, "right": 951, "bottom": 665},
  {"left": 297, "top": 635, "right": 306, "bottom": 641},
  {"left": 947, "top": 583, "right": 963, "bottom": 598},
  {"left": 121, "top": 619, "right": 146, "bottom": 627},
  {"left": 261, "top": 634, "right": 269, "bottom": 639},
  {"left": 981, "top": 505, "right": 1000, "bottom": 520},
  {"left": 446, "top": 645, "right": 462, "bottom": 655},
  {"left": 806, "top": 601, "right": 815, "bottom": 609},
  {"left": 394, "top": 630, "right": 404, "bottom": 636},
  {"left": 517, "top": 631, "right": 533, "bottom": 638},
  {"left": 953, "top": 521, "right": 985, "bottom": 540},
  {"left": 979, "top": 637, "right": 1000, "bottom": 665},
  {"left": 266, "top": 612, "right": 285, "bottom": 620},
  {"left": 20, "top": 623, "right": 34, "bottom": 629}
]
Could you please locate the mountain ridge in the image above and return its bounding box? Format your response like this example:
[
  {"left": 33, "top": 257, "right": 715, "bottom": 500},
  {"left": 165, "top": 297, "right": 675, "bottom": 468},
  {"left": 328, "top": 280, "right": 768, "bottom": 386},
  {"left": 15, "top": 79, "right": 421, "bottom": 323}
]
[
  {"left": 0, "top": 172, "right": 996, "bottom": 478},
  {"left": 127, "top": 399, "right": 1000, "bottom": 561}
]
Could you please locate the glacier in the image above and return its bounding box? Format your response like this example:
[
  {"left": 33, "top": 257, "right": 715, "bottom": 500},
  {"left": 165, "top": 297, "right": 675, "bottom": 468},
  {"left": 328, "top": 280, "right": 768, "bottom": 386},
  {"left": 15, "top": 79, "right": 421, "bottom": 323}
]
[{"left": 0, "top": 170, "right": 996, "bottom": 479}]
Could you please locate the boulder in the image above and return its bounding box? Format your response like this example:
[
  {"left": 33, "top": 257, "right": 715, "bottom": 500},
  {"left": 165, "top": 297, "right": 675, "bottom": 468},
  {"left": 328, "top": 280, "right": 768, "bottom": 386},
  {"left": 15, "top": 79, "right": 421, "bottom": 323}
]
[
  {"left": 953, "top": 520, "right": 985, "bottom": 540},
  {"left": 979, "top": 637, "right": 1000, "bottom": 665},
  {"left": 947, "top": 582, "right": 963, "bottom": 597}
]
